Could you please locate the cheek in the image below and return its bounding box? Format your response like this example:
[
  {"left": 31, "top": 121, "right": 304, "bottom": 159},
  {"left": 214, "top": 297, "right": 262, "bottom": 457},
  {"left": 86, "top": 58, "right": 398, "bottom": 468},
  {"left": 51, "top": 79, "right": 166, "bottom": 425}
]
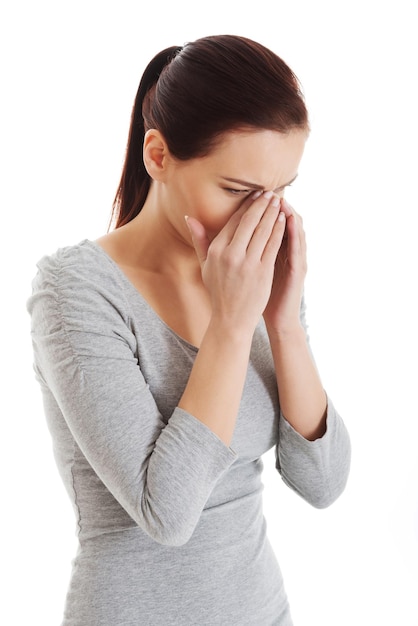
[
  {"left": 185, "top": 190, "right": 238, "bottom": 233},
  {"left": 197, "top": 201, "right": 239, "bottom": 237},
  {"left": 173, "top": 175, "right": 241, "bottom": 235}
]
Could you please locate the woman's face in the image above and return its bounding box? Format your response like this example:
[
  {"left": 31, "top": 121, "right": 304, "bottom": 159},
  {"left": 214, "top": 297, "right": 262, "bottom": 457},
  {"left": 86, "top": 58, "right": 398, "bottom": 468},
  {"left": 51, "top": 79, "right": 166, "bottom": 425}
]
[{"left": 164, "top": 128, "right": 308, "bottom": 241}]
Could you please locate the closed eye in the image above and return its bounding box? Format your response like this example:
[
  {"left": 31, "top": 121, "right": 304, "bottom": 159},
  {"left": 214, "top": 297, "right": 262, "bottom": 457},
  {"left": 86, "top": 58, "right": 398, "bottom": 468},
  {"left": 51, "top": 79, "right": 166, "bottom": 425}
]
[
  {"left": 224, "top": 188, "right": 253, "bottom": 195},
  {"left": 221, "top": 174, "right": 298, "bottom": 195},
  {"left": 225, "top": 183, "right": 293, "bottom": 196}
]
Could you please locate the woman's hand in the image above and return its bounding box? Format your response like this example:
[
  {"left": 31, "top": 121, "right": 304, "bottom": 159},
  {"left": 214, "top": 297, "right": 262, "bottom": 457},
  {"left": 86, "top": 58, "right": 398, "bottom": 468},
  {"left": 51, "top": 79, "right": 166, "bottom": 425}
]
[
  {"left": 186, "top": 191, "right": 286, "bottom": 337},
  {"left": 263, "top": 198, "right": 307, "bottom": 334},
  {"left": 182, "top": 193, "right": 320, "bottom": 446}
]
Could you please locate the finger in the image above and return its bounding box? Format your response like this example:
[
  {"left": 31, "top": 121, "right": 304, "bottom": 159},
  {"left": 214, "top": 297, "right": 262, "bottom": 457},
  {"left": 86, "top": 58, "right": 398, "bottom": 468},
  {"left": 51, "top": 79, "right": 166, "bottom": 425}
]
[
  {"left": 214, "top": 190, "right": 264, "bottom": 246},
  {"left": 246, "top": 194, "right": 284, "bottom": 259},
  {"left": 280, "top": 197, "right": 295, "bottom": 219},
  {"left": 260, "top": 211, "right": 287, "bottom": 265},
  {"left": 230, "top": 191, "right": 279, "bottom": 250},
  {"left": 284, "top": 213, "right": 301, "bottom": 265},
  {"left": 185, "top": 216, "right": 211, "bottom": 267},
  {"left": 281, "top": 200, "right": 305, "bottom": 267},
  {"left": 281, "top": 199, "right": 303, "bottom": 231}
]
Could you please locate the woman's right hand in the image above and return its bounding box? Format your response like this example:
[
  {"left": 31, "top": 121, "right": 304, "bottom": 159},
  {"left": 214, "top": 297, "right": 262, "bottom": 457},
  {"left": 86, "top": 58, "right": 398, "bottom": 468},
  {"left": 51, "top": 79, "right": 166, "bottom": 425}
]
[{"left": 185, "top": 191, "right": 287, "bottom": 336}]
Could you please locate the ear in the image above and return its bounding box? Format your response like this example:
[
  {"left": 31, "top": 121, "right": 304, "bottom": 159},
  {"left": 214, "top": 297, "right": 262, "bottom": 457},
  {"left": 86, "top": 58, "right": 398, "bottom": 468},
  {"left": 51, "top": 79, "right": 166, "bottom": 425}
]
[{"left": 143, "top": 129, "right": 172, "bottom": 181}]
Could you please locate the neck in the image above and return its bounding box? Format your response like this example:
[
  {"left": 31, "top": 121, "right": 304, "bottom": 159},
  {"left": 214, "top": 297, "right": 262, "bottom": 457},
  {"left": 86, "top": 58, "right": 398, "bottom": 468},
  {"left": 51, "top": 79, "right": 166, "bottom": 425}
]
[{"left": 114, "top": 184, "right": 201, "bottom": 282}]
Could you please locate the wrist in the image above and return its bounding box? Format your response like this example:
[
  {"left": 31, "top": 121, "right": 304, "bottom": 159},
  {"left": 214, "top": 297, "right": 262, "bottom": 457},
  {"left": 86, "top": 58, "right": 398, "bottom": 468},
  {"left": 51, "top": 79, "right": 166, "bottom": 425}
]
[
  {"left": 205, "top": 316, "right": 255, "bottom": 348},
  {"left": 265, "top": 321, "right": 306, "bottom": 344}
]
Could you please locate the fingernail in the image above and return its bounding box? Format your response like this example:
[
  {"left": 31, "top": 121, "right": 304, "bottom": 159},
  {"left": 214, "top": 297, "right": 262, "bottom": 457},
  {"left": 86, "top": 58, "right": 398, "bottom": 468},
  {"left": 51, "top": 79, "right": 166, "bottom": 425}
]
[
  {"left": 278, "top": 211, "right": 285, "bottom": 222},
  {"left": 252, "top": 190, "right": 263, "bottom": 199},
  {"left": 263, "top": 191, "right": 273, "bottom": 200},
  {"left": 271, "top": 195, "right": 280, "bottom": 208}
]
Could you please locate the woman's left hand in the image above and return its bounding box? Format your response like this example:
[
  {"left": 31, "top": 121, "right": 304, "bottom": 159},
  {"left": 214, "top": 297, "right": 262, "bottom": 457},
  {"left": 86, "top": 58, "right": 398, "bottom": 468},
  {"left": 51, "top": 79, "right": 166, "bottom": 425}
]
[{"left": 263, "top": 198, "right": 307, "bottom": 333}]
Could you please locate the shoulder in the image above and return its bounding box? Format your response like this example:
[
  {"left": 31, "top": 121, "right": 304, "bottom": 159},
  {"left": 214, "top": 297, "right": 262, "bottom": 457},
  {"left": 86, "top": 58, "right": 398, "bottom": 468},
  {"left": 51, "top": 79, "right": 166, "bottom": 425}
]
[
  {"left": 32, "top": 239, "right": 119, "bottom": 285},
  {"left": 27, "top": 240, "right": 131, "bottom": 328}
]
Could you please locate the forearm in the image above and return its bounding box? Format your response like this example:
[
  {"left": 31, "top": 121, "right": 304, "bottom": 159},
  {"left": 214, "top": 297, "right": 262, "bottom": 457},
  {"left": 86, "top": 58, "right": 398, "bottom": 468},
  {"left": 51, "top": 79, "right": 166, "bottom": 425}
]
[
  {"left": 267, "top": 324, "right": 327, "bottom": 441},
  {"left": 178, "top": 320, "right": 253, "bottom": 446}
]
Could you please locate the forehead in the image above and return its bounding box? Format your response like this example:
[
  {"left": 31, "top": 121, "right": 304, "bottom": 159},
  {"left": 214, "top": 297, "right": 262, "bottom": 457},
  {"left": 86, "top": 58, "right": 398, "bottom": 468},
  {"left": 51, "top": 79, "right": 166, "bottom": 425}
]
[{"left": 208, "top": 129, "right": 307, "bottom": 183}]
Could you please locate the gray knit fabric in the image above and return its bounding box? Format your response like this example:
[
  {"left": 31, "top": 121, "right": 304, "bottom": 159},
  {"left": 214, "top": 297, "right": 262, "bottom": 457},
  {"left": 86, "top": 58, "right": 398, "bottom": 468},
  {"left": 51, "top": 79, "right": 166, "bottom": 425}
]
[{"left": 27, "top": 240, "right": 351, "bottom": 626}]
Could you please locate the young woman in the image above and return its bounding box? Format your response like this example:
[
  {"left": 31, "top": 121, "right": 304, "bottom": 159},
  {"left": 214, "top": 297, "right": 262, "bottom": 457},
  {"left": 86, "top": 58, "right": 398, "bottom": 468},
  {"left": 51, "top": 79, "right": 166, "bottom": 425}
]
[{"left": 28, "top": 35, "right": 351, "bottom": 625}]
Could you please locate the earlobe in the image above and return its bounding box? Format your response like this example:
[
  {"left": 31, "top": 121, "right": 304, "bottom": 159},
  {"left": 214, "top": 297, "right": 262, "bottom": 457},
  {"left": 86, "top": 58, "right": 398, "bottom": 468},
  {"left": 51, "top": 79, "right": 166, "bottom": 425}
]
[{"left": 143, "top": 129, "right": 170, "bottom": 181}]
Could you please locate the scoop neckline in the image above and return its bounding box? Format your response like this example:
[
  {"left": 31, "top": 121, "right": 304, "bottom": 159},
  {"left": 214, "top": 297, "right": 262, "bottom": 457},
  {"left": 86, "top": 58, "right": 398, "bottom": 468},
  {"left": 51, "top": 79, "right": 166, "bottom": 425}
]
[{"left": 83, "top": 239, "right": 199, "bottom": 353}]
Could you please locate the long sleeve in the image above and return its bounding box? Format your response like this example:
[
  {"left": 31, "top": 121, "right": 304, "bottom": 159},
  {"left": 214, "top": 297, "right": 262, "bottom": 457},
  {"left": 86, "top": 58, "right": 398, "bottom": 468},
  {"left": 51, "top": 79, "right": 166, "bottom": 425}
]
[
  {"left": 276, "top": 399, "right": 351, "bottom": 508},
  {"left": 27, "top": 241, "right": 350, "bottom": 625},
  {"left": 275, "top": 296, "right": 351, "bottom": 508},
  {"left": 27, "top": 244, "right": 236, "bottom": 546}
]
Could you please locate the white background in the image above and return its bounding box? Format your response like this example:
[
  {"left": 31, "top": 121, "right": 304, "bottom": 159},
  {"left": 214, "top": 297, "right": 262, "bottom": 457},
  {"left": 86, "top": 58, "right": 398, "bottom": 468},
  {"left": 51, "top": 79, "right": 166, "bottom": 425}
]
[{"left": 1, "top": 1, "right": 417, "bottom": 624}]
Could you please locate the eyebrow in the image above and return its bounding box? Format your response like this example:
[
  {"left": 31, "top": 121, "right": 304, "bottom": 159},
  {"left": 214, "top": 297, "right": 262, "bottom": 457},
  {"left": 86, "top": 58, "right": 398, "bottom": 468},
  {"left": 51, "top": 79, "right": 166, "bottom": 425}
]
[{"left": 221, "top": 174, "right": 298, "bottom": 192}]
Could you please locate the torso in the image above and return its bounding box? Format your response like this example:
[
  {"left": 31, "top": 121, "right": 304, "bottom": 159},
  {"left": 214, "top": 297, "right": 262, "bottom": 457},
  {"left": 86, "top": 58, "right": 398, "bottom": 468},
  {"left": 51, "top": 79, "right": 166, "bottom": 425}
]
[{"left": 29, "top": 238, "right": 290, "bottom": 625}]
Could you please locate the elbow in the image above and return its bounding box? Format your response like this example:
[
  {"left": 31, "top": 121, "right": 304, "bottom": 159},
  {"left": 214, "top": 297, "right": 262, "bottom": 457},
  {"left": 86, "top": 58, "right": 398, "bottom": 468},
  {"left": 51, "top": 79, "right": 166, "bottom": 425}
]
[
  {"left": 310, "top": 496, "right": 337, "bottom": 509},
  {"left": 307, "top": 485, "right": 345, "bottom": 509},
  {"left": 305, "top": 469, "right": 350, "bottom": 510},
  {"left": 136, "top": 498, "right": 196, "bottom": 547},
  {"left": 279, "top": 410, "right": 352, "bottom": 510},
  {"left": 149, "top": 526, "right": 194, "bottom": 547},
  {"left": 282, "top": 462, "right": 350, "bottom": 510}
]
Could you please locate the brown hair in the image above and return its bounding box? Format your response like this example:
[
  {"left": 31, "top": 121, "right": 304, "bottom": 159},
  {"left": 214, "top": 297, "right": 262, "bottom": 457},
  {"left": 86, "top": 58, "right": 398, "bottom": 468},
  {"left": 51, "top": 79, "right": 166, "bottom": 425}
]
[{"left": 112, "top": 35, "right": 309, "bottom": 228}]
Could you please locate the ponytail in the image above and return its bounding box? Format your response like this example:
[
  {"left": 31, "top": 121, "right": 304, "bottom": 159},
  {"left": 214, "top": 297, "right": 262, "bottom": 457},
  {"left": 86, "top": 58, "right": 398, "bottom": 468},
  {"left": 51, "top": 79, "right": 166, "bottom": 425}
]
[{"left": 112, "top": 46, "right": 182, "bottom": 228}]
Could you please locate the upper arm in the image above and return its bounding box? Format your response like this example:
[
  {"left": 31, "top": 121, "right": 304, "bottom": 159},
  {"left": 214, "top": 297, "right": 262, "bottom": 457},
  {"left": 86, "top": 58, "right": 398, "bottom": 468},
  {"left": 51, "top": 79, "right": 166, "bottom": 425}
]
[{"left": 27, "top": 251, "right": 236, "bottom": 545}]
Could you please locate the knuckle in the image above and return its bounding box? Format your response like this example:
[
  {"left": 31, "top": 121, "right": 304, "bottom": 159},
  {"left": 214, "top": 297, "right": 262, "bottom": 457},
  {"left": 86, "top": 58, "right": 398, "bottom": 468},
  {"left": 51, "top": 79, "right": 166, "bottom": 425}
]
[
  {"left": 224, "top": 249, "right": 242, "bottom": 269},
  {"left": 206, "top": 244, "right": 221, "bottom": 263},
  {"left": 239, "top": 210, "right": 257, "bottom": 228}
]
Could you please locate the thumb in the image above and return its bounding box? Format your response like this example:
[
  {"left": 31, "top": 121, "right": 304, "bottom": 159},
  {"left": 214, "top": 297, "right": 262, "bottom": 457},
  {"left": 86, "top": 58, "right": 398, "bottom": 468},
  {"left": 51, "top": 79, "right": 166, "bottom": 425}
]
[{"left": 185, "top": 216, "right": 210, "bottom": 266}]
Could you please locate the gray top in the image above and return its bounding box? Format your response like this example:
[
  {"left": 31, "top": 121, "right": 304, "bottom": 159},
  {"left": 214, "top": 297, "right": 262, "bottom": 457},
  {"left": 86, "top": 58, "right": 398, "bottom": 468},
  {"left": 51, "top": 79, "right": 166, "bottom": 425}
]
[{"left": 27, "top": 240, "right": 351, "bottom": 626}]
